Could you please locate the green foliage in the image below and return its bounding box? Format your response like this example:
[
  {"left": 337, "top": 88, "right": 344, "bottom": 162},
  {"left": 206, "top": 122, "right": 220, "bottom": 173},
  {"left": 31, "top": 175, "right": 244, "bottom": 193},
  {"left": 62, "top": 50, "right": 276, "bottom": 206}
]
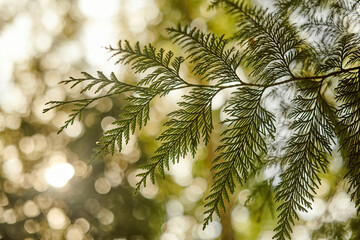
[
  {"left": 203, "top": 87, "right": 275, "bottom": 228},
  {"left": 211, "top": 0, "right": 307, "bottom": 82},
  {"left": 43, "top": 71, "right": 138, "bottom": 133},
  {"left": 136, "top": 87, "right": 218, "bottom": 191},
  {"left": 312, "top": 222, "right": 347, "bottom": 240},
  {"left": 46, "top": 0, "right": 360, "bottom": 239},
  {"left": 108, "top": 40, "right": 187, "bottom": 95},
  {"left": 245, "top": 179, "right": 276, "bottom": 222},
  {"left": 350, "top": 217, "right": 360, "bottom": 240},
  {"left": 336, "top": 70, "right": 360, "bottom": 212},
  {"left": 274, "top": 80, "right": 336, "bottom": 239},
  {"left": 168, "top": 25, "right": 242, "bottom": 84},
  {"left": 93, "top": 90, "right": 155, "bottom": 158}
]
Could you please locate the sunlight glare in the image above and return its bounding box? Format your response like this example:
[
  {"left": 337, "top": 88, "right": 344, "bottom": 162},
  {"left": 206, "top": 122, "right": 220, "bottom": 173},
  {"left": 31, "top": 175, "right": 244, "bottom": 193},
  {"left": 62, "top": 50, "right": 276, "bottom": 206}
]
[
  {"left": 47, "top": 207, "right": 69, "bottom": 230},
  {"left": 45, "top": 163, "right": 75, "bottom": 188}
]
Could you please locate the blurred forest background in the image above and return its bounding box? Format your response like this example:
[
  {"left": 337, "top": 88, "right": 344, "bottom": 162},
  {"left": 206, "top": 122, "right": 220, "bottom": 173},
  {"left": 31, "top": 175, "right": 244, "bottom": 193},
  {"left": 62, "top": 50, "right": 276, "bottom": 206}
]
[{"left": 0, "top": 0, "right": 359, "bottom": 239}]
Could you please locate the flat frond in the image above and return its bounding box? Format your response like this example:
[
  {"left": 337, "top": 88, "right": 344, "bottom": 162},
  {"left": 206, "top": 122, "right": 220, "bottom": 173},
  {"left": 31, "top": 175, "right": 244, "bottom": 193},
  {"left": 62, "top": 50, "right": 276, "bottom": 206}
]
[
  {"left": 203, "top": 87, "right": 275, "bottom": 229},
  {"left": 301, "top": 17, "right": 345, "bottom": 43},
  {"left": 93, "top": 90, "right": 155, "bottom": 158},
  {"left": 107, "top": 41, "right": 186, "bottom": 94},
  {"left": 136, "top": 87, "right": 218, "bottom": 191},
  {"left": 213, "top": 0, "right": 307, "bottom": 83},
  {"left": 275, "top": 0, "right": 331, "bottom": 17},
  {"left": 44, "top": 98, "right": 96, "bottom": 134},
  {"left": 59, "top": 71, "right": 139, "bottom": 94},
  {"left": 274, "top": 81, "right": 336, "bottom": 240},
  {"left": 336, "top": 70, "right": 360, "bottom": 213},
  {"left": 43, "top": 72, "right": 140, "bottom": 133},
  {"left": 315, "top": 34, "right": 360, "bottom": 73},
  {"left": 167, "top": 25, "right": 243, "bottom": 85}
]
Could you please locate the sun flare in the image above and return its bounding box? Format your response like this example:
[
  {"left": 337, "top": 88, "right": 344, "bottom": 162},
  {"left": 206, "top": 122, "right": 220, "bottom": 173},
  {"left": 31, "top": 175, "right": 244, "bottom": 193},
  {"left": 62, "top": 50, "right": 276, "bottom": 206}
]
[{"left": 45, "top": 163, "right": 75, "bottom": 188}]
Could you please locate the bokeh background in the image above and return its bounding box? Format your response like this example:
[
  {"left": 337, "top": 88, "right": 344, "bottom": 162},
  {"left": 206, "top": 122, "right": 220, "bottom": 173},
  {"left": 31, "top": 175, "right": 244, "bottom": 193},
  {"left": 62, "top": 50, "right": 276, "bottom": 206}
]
[{"left": 0, "top": 0, "right": 359, "bottom": 239}]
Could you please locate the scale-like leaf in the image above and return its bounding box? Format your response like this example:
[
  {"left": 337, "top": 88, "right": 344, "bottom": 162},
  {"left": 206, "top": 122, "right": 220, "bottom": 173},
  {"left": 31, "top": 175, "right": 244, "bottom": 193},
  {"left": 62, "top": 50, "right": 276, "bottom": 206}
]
[
  {"left": 168, "top": 25, "right": 242, "bottom": 85},
  {"left": 274, "top": 81, "right": 335, "bottom": 240},
  {"left": 336, "top": 70, "right": 360, "bottom": 213},
  {"left": 93, "top": 90, "right": 155, "bottom": 158},
  {"left": 203, "top": 87, "right": 275, "bottom": 228},
  {"left": 136, "top": 87, "right": 219, "bottom": 191},
  {"left": 108, "top": 41, "right": 187, "bottom": 95}
]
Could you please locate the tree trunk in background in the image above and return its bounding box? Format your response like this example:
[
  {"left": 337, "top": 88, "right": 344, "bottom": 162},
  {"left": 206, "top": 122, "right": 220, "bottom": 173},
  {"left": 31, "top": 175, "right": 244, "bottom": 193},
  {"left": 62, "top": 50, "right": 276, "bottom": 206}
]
[{"left": 221, "top": 201, "right": 235, "bottom": 240}]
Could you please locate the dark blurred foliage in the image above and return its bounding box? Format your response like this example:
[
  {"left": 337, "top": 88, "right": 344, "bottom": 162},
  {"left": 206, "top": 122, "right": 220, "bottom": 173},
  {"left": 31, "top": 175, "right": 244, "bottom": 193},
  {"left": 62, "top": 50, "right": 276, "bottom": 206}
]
[{"left": 0, "top": 0, "right": 166, "bottom": 239}]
